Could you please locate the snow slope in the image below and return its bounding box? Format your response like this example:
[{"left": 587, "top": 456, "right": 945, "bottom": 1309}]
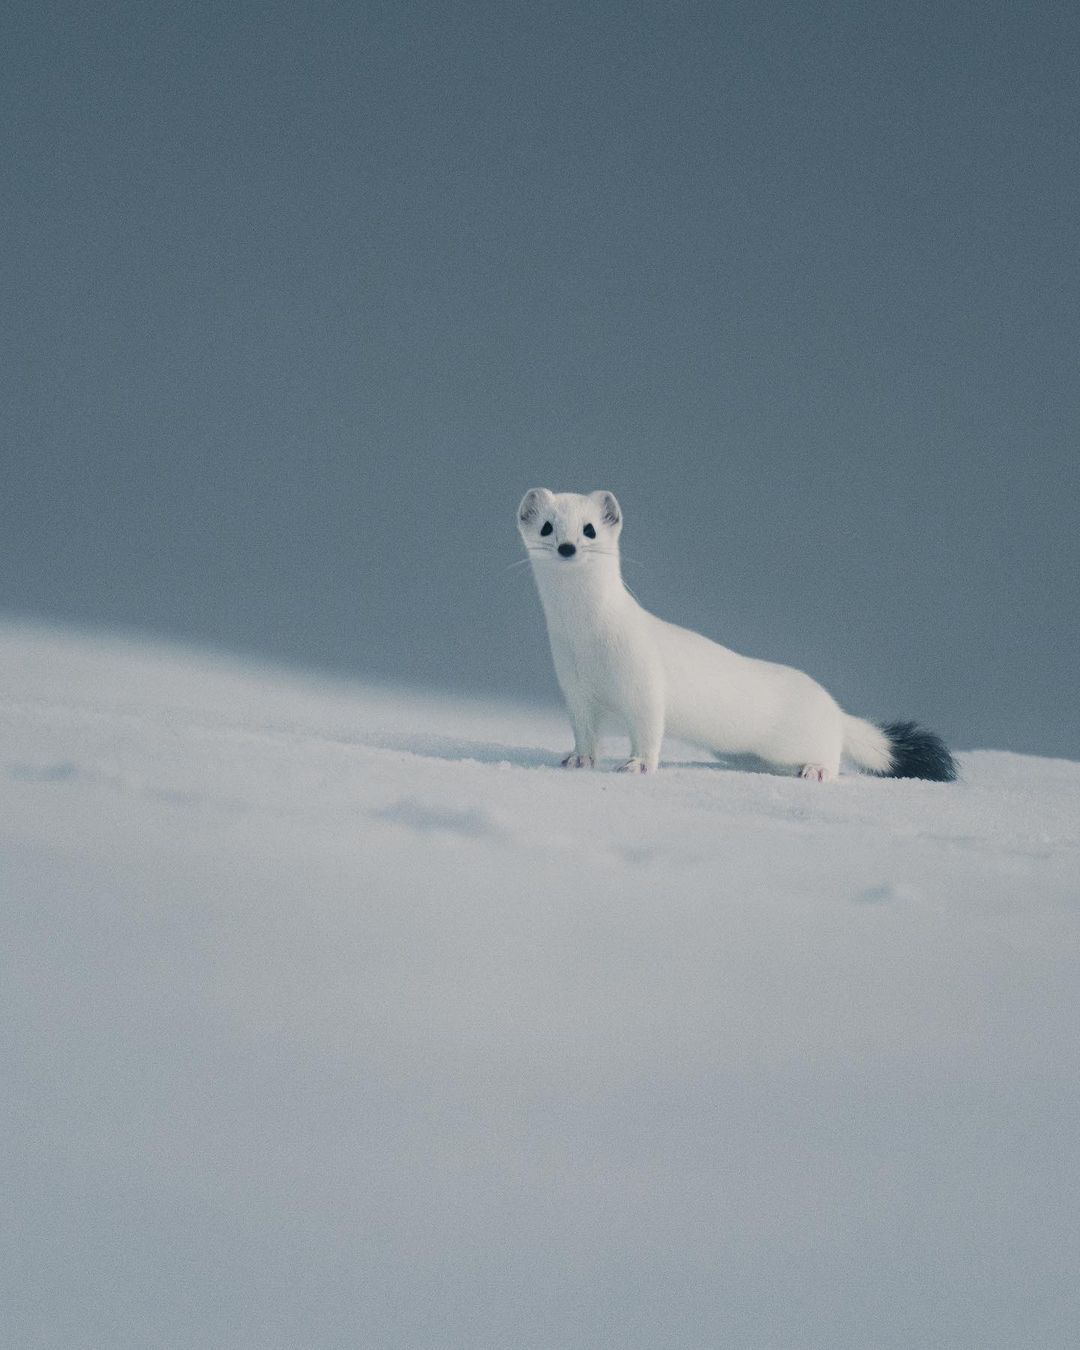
[{"left": 2, "top": 620, "right": 1079, "bottom": 1349}]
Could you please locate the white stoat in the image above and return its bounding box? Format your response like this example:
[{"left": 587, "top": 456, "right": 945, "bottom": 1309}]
[{"left": 517, "top": 488, "right": 957, "bottom": 781}]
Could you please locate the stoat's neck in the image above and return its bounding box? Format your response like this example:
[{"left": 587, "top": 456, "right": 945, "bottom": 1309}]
[{"left": 530, "top": 551, "right": 631, "bottom": 633}]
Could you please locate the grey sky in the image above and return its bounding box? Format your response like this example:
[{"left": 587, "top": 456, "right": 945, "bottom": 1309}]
[{"left": 3, "top": 0, "right": 1078, "bottom": 756}]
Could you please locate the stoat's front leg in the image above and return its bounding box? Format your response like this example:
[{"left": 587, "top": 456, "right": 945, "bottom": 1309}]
[
  {"left": 560, "top": 690, "right": 599, "bottom": 769},
  {"left": 615, "top": 679, "right": 664, "bottom": 774}
]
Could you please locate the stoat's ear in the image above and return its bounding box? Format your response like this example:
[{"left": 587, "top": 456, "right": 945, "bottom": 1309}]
[
  {"left": 518, "top": 487, "right": 552, "bottom": 525},
  {"left": 590, "top": 490, "right": 622, "bottom": 528}
]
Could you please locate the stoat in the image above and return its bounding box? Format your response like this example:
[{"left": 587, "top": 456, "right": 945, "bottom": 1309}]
[{"left": 517, "top": 488, "right": 956, "bottom": 781}]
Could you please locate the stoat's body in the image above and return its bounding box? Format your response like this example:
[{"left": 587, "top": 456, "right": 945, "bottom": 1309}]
[{"left": 517, "top": 488, "right": 956, "bottom": 781}]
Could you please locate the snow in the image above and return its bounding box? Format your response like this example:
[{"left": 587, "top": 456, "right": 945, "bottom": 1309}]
[{"left": 2, "top": 619, "right": 1079, "bottom": 1349}]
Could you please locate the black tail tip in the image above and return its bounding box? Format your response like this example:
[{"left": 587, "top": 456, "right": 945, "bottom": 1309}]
[{"left": 881, "top": 721, "right": 958, "bottom": 782}]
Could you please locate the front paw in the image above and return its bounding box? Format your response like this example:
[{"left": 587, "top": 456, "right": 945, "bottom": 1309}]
[
  {"left": 616, "top": 757, "right": 654, "bottom": 774},
  {"left": 561, "top": 753, "right": 595, "bottom": 769}
]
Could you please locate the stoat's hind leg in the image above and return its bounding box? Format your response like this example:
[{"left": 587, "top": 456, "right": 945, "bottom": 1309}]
[{"left": 799, "top": 762, "right": 837, "bottom": 783}]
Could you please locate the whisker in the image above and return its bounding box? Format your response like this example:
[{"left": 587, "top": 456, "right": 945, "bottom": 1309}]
[{"left": 510, "top": 545, "right": 641, "bottom": 577}]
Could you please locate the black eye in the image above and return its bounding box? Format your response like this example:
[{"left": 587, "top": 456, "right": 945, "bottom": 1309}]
[
  {"left": 540, "top": 521, "right": 553, "bottom": 536},
  {"left": 583, "top": 523, "right": 596, "bottom": 539}
]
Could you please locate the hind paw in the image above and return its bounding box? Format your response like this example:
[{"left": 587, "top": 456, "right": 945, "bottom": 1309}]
[
  {"left": 799, "top": 763, "right": 836, "bottom": 783},
  {"left": 561, "top": 753, "right": 595, "bottom": 769}
]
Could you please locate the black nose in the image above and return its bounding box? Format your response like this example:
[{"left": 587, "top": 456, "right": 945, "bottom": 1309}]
[{"left": 557, "top": 543, "right": 576, "bottom": 558}]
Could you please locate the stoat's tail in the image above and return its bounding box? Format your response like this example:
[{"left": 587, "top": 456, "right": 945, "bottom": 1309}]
[{"left": 843, "top": 715, "right": 958, "bottom": 782}]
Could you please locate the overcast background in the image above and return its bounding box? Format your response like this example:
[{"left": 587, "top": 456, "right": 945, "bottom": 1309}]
[{"left": 3, "top": 0, "right": 1077, "bottom": 758}]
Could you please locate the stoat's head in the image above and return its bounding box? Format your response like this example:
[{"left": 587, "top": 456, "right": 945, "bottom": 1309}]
[{"left": 516, "top": 488, "right": 622, "bottom": 567}]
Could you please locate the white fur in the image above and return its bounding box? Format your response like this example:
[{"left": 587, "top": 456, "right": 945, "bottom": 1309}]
[{"left": 517, "top": 488, "right": 894, "bottom": 778}]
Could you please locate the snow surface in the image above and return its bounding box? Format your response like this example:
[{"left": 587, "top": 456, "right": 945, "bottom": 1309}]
[{"left": 2, "top": 620, "right": 1079, "bottom": 1349}]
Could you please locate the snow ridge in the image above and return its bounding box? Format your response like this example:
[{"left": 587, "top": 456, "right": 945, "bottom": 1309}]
[{"left": 2, "top": 622, "right": 1079, "bottom": 1350}]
